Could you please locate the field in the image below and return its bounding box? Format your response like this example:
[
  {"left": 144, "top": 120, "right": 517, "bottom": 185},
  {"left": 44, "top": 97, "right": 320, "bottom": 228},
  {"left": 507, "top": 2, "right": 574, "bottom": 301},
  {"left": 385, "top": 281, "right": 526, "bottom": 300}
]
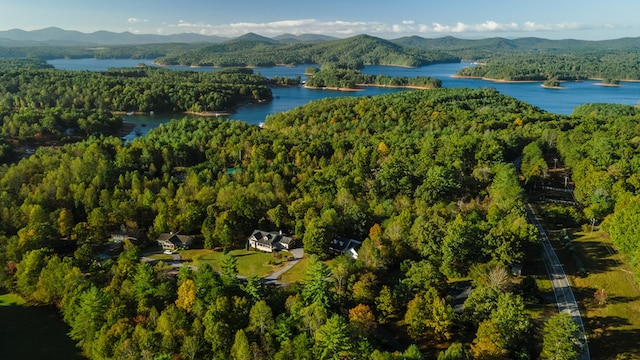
[
  {"left": 178, "top": 248, "right": 290, "bottom": 278},
  {"left": 562, "top": 230, "right": 640, "bottom": 359},
  {"left": 0, "top": 292, "right": 84, "bottom": 360},
  {"left": 278, "top": 256, "right": 310, "bottom": 284}
]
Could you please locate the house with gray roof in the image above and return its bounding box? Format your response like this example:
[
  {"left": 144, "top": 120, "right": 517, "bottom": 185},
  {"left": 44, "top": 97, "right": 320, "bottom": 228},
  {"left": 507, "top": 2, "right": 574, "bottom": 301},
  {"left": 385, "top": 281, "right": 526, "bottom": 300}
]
[
  {"left": 329, "top": 237, "right": 362, "bottom": 259},
  {"left": 248, "top": 230, "right": 297, "bottom": 252},
  {"left": 156, "top": 231, "right": 194, "bottom": 250}
]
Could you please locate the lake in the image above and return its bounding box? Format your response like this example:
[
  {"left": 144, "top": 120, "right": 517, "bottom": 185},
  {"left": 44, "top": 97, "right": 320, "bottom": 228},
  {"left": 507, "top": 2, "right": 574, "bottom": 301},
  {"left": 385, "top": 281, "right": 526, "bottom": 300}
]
[{"left": 49, "top": 58, "right": 640, "bottom": 133}]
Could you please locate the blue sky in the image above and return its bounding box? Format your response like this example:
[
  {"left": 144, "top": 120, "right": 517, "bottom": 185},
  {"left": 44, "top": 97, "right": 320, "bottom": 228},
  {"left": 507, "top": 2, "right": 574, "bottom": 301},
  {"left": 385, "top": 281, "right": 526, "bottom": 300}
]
[{"left": 1, "top": 0, "right": 638, "bottom": 40}]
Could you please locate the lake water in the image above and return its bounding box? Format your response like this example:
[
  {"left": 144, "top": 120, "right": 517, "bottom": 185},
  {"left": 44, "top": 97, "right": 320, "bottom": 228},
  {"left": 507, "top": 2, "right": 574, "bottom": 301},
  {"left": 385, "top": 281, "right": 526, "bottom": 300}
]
[{"left": 49, "top": 58, "right": 640, "bottom": 133}]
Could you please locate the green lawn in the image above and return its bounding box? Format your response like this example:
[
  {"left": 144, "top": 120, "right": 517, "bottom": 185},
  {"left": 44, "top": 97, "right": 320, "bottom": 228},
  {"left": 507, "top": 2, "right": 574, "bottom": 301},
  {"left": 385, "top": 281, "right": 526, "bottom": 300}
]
[
  {"left": 278, "top": 256, "right": 309, "bottom": 283},
  {"left": 179, "top": 248, "right": 289, "bottom": 278},
  {"left": 0, "top": 292, "right": 84, "bottom": 360},
  {"left": 147, "top": 253, "right": 174, "bottom": 261},
  {"left": 564, "top": 230, "right": 640, "bottom": 359}
]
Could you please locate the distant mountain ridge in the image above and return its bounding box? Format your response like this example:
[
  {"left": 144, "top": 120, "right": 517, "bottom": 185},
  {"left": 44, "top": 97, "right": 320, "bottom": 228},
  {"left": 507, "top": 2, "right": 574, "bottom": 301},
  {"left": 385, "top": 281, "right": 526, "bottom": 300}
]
[
  {"left": 391, "top": 35, "right": 640, "bottom": 54},
  {"left": 3, "top": 27, "right": 640, "bottom": 52},
  {"left": 0, "top": 27, "right": 338, "bottom": 46},
  {"left": 0, "top": 27, "right": 228, "bottom": 45}
]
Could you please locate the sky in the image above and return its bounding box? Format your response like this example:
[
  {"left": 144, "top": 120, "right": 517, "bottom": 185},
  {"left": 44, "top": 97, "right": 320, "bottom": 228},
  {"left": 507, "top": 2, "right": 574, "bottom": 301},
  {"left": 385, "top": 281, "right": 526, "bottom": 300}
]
[{"left": 1, "top": 0, "right": 638, "bottom": 40}]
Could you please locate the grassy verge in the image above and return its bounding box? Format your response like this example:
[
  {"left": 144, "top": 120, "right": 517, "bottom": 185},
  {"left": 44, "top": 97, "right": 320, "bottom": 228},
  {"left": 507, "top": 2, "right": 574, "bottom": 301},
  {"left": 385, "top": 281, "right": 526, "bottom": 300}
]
[
  {"left": 0, "top": 292, "right": 84, "bottom": 359},
  {"left": 565, "top": 230, "right": 640, "bottom": 359},
  {"left": 278, "top": 256, "right": 309, "bottom": 283},
  {"left": 147, "top": 253, "right": 174, "bottom": 261}
]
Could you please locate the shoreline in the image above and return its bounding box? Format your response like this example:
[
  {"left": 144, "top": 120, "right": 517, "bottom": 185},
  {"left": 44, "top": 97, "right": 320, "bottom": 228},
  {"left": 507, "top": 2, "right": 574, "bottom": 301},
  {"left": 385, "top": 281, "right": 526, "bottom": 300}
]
[
  {"left": 303, "top": 85, "right": 364, "bottom": 92},
  {"left": 184, "top": 110, "right": 233, "bottom": 117},
  {"left": 451, "top": 74, "right": 542, "bottom": 83},
  {"left": 357, "top": 83, "right": 437, "bottom": 90},
  {"left": 113, "top": 122, "right": 136, "bottom": 138},
  {"left": 541, "top": 84, "right": 566, "bottom": 89},
  {"left": 453, "top": 74, "right": 640, "bottom": 85},
  {"left": 113, "top": 109, "right": 235, "bottom": 138},
  {"left": 303, "top": 83, "right": 436, "bottom": 92}
]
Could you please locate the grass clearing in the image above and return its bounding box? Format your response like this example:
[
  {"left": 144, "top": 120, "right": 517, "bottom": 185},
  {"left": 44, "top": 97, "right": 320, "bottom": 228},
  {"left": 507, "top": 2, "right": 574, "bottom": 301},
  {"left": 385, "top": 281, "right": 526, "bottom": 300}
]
[
  {"left": 278, "top": 256, "right": 309, "bottom": 283},
  {"left": 179, "top": 248, "right": 289, "bottom": 278},
  {"left": 564, "top": 230, "right": 640, "bottom": 359},
  {"left": 147, "top": 253, "right": 174, "bottom": 261},
  {"left": 0, "top": 292, "right": 84, "bottom": 359}
]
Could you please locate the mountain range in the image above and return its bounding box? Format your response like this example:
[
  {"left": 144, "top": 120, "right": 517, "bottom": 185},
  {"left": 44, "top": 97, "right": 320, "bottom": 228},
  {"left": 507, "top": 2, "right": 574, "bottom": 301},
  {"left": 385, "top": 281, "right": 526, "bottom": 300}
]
[
  {"left": 0, "top": 27, "right": 336, "bottom": 46},
  {"left": 4, "top": 27, "right": 640, "bottom": 49}
]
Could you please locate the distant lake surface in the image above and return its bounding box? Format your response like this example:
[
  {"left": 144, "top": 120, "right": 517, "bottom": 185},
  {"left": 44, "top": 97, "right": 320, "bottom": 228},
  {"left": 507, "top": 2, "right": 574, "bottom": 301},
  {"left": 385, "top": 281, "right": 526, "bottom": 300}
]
[{"left": 49, "top": 58, "right": 640, "bottom": 131}]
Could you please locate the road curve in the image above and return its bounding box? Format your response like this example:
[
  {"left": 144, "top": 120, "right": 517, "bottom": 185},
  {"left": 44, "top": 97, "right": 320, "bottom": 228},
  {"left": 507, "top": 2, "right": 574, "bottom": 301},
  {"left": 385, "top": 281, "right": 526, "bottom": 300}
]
[{"left": 526, "top": 203, "right": 590, "bottom": 360}]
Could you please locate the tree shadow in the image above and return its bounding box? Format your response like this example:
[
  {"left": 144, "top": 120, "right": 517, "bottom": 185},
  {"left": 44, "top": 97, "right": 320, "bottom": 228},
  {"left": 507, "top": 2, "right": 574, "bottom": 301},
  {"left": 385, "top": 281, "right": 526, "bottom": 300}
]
[
  {"left": 586, "top": 316, "right": 640, "bottom": 359},
  {"left": 0, "top": 303, "right": 84, "bottom": 360},
  {"left": 234, "top": 252, "right": 257, "bottom": 257},
  {"left": 575, "top": 240, "right": 621, "bottom": 274},
  {"left": 571, "top": 285, "right": 638, "bottom": 308}
]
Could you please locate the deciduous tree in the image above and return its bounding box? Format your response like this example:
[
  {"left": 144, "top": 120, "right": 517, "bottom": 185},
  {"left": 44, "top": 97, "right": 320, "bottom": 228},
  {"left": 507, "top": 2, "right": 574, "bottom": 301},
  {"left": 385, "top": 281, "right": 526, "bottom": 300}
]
[
  {"left": 247, "top": 300, "right": 275, "bottom": 337},
  {"left": 541, "top": 313, "right": 582, "bottom": 360},
  {"left": 348, "top": 304, "right": 377, "bottom": 335},
  {"left": 176, "top": 278, "right": 196, "bottom": 312}
]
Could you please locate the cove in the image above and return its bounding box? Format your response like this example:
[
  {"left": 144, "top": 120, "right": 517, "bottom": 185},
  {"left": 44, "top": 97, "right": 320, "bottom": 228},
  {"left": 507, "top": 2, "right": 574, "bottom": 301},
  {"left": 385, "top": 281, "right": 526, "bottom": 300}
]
[{"left": 48, "top": 58, "right": 640, "bottom": 133}]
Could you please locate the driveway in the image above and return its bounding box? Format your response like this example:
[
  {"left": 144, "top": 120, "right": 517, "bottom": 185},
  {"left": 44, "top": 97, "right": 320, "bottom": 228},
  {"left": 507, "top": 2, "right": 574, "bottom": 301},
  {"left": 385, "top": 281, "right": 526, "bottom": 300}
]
[
  {"left": 260, "top": 248, "right": 304, "bottom": 285},
  {"left": 141, "top": 247, "right": 304, "bottom": 285}
]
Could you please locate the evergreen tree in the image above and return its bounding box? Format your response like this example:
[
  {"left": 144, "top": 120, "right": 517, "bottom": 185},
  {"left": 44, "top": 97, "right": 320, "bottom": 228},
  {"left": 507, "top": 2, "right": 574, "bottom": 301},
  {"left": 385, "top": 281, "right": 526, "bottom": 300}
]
[
  {"left": 302, "top": 255, "right": 333, "bottom": 309},
  {"left": 231, "top": 329, "right": 251, "bottom": 360}
]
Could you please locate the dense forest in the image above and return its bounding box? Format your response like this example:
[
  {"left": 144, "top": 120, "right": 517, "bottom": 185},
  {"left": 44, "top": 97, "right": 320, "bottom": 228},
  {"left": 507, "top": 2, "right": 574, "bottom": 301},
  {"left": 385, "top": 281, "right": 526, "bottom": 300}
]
[
  {"left": 304, "top": 64, "right": 442, "bottom": 89},
  {"left": 456, "top": 53, "right": 640, "bottom": 81},
  {"left": 5, "top": 32, "right": 640, "bottom": 82},
  {"left": 152, "top": 34, "right": 459, "bottom": 68},
  {"left": 3, "top": 38, "right": 640, "bottom": 358},
  {"left": 0, "top": 78, "right": 595, "bottom": 359},
  {"left": 557, "top": 103, "right": 640, "bottom": 277},
  {"left": 0, "top": 59, "right": 270, "bottom": 146}
]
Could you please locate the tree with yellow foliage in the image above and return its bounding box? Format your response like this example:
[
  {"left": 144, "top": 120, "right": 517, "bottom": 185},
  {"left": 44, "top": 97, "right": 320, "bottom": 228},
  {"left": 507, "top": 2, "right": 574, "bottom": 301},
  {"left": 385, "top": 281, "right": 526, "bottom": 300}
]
[{"left": 176, "top": 279, "right": 196, "bottom": 312}]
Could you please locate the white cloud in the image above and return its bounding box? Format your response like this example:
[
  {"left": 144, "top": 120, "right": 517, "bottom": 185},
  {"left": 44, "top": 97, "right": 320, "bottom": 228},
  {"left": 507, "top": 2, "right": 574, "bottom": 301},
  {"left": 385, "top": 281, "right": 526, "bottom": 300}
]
[
  {"left": 160, "top": 18, "right": 611, "bottom": 38},
  {"left": 127, "top": 17, "right": 148, "bottom": 24}
]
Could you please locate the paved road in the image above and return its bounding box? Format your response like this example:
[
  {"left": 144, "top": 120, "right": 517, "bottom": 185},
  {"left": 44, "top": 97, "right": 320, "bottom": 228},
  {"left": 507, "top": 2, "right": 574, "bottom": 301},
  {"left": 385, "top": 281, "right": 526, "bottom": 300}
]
[{"left": 526, "top": 203, "right": 590, "bottom": 360}]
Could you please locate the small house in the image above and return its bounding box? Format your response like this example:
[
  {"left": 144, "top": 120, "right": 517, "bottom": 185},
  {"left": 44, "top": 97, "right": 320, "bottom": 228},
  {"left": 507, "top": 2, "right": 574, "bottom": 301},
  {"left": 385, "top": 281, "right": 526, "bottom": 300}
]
[
  {"left": 110, "top": 225, "right": 142, "bottom": 243},
  {"left": 329, "top": 237, "right": 362, "bottom": 259},
  {"left": 248, "top": 230, "right": 296, "bottom": 252},
  {"left": 156, "top": 231, "right": 194, "bottom": 250}
]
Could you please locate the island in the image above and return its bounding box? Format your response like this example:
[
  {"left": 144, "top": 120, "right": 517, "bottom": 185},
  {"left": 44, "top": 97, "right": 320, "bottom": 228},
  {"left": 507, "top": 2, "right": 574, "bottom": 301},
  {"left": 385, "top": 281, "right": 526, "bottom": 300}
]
[
  {"left": 303, "top": 64, "right": 442, "bottom": 91},
  {"left": 595, "top": 78, "right": 621, "bottom": 87},
  {"left": 541, "top": 78, "right": 565, "bottom": 89}
]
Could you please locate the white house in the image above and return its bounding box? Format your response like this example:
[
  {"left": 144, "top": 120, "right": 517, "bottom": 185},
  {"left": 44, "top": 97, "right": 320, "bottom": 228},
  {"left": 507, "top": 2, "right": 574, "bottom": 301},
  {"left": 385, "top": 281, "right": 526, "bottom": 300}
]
[{"left": 248, "top": 230, "right": 296, "bottom": 252}]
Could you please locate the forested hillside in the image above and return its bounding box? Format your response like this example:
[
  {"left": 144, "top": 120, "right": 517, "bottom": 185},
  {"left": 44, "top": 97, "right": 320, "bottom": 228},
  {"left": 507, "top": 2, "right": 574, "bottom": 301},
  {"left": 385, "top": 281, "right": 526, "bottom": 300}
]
[
  {"left": 304, "top": 64, "right": 442, "bottom": 89},
  {"left": 0, "top": 61, "right": 270, "bottom": 145},
  {"left": 456, "top": 53, "right": 640, "bottom": 81},
  {"left": 3, "top": 27, "right": 640, "bottom": 359},
  {"left": 557, "top": 103, "right": 640, "bottom": 277},
  {"left": 392, "top": 35, "right": 640, "bottom": 58},
  {"left": 0, "top": 87, "right": 578, "bottom": 359},
  {"left": 5, "top": 32, "right": 640, "bottom": 81},
  {"left": 154, "top": 34, "right": 459, "bottom": 68}
]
